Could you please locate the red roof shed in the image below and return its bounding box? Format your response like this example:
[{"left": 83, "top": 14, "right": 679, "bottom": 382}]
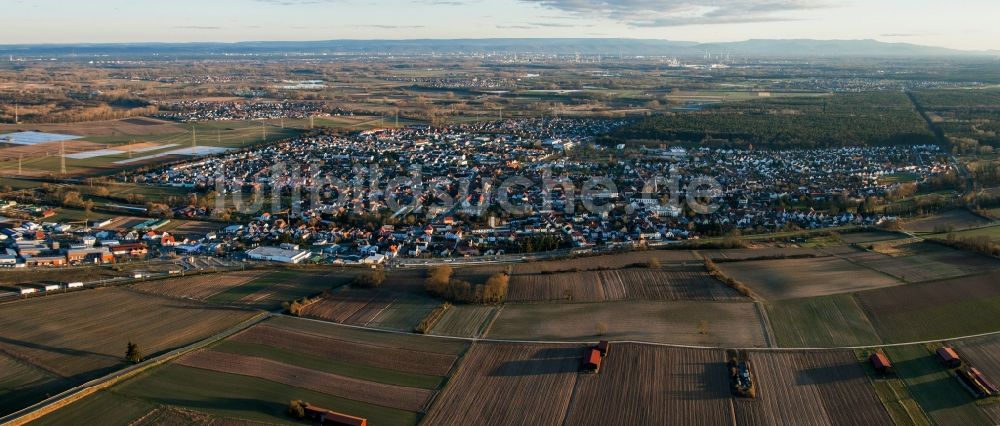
[
  {"left": 937, "top": 347, "right": 961, "bottom": 368},
  {"left": 582, "top": 348, "right": 603, "bottom": 372},
  {"left": 870, "top": 352, "right": 892, "bottom": 373}
]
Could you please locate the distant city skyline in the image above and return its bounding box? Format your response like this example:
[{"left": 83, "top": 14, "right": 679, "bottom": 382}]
[{"left": 4, "top": 0, "right": 999, "bottom": 51}]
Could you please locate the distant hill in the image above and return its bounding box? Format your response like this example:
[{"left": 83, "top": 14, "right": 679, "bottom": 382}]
[{"left": 0, "top": 38, "right": 990, "bottom": 58}]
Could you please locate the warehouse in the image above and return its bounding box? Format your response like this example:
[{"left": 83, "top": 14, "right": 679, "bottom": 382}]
[{"left": 247, "top": 246, "right": 310, "bottom": 264}]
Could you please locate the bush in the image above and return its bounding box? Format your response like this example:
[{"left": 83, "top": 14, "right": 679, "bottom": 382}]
[
  {"left": 288, "top": 400, "right": 306, "bottom": 419},
  {"left": 703, "top": 256, "right": 755, "bottom": 299},
  {"left": 415, "top": 303, "right": 451, "bottom": 334},
  {"left": 354, "top": 268, "right": 386, "bottom": 288},
  {"left": 426, "top": 268, "right": 509, "bottom": 304}
]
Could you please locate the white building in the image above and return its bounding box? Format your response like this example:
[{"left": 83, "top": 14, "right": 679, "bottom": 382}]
[{"left": 247, "top": 246, "right": 310, "bottom": 264}]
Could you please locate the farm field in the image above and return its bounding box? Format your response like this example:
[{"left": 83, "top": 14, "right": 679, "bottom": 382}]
[
  {"left": 131, "top": 270, "right": 267, "bottom": 300},
  {"left": 858, "top": 272, "right": 1000, "bottom": 343},
  {"left": 0, "top": 354, "right": 67, "bottom": 416},
  {"left": 0, "top": 120, "right": 302, "bottom": 176},
  {"left": 509, "top": 250, "right": 697, "bottom": 274},
  {"left": 851, "top": 241, "right": 1000, "bottom": 283},
  {"left": 952, "top": 334, "right": 1000, "bottom": 416},
  {"left": 716, "top": 256, "right": 902, "bottom": 300},
  {"left": 229, "top": 318, "right": 466, "bottom": 377},
  {"left": 302, "top": 286, "right": 440, "bottom": 332},
  {"left": 429, "top": 304, "right": 499, "bottom": 338},
  {"left": 506, "top": 266, "right": 743, "bottom": 303},
  {"left": 31, "top": 316, "right": 468, "bottom": 426},
  {"left": 423, "top": 343, "right": 584, "bottom": 426},
  {"left": 766, "top": 294, "right": 882, "bottom": 348},
  {"left": 486, "top": 301, "right": 768, "bottom": 347},
  {"left": 884, "top": 345, "right": 992, "bottom": 425},
  {"left": 930, "top": 224, "right": 1000, "bottom": 242},
  {"left": 27, "top": 390, "right": 157, "bottom": 426},
  {"left": 904, "top": 209, "right": 993, "bottom": 233},
  {"left": 0, "top": 288, "right": 259, "bottom": 381},
  {"left": 205, "top": 268, "right": 359, "bottom": 308},
  {"left": 697, "top": 247, "right": 829, "bottom": 260},
  {"left": 732, "top": 350, "right": 892, "bottom": 425},
  {"left": 837, "top": 230, "right": 910, "bottom": 244},
  {"left": 563, "top": 344, "right": 731, "bottom": 425},
  {"left": 175, "top": 350, "right": 435, "bottom": 412}
]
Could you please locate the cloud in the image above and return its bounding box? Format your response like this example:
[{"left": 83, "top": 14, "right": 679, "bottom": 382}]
[
  {"left": 363, "top": 24, "right": 427, "bottom": 29},
  {"left": 254, "top": 0, "right": 338, "bottom": 5},
  {"left": 173, "top": 26, "right": 222, "bottom": 30},
  {"left": 520, "top": 0, "right": 826, "bottom": 27},
  {"left": 881, "top": 33, "right": 933, "bottom": 38}
]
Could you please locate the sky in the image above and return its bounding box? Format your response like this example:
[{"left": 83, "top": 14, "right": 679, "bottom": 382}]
[{"left": 3, "top": 0, "right": 999, "bottom": 51}]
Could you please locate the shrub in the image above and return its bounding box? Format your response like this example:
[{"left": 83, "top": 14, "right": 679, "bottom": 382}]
[
  {"left": 415, "top": 303, "right": 451, "bottom": 334},
  {"left": 353, "top": 268, "right": 386, "bottom": 288}
]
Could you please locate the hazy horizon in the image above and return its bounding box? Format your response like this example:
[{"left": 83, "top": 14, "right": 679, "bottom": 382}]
[{"left": 5, "top": 0, "right": 999, "bottom": 51}]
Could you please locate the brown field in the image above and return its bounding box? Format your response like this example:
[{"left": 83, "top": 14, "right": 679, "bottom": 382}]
[
  {"left": 0, "top": 287, "right": 258, "bottom": 381},
  {"left": 857, "top": 273, "right": 1000, "bottom": 342},
  {"left": 132, "top": 271, "right": 266, "bottom": 300},
  {"left": 698, "top": 247, "right": 828, "bottom": 261},
  {"left": 564, "top": 344, "right": 731, "bottom": 425},
  {"left": 266, "top": 315, "right": 468, "bottom": 355},
  {"left": 423, "top": 343, "right": 584, "bottom": 426},
  {"left": 904, "top": 209, "right": 993, "bottom": 233},
  {"left": 301, "top": 287, "right": 387, "bottom": 323},
  {"left": 716, "top": 256, "right": 902, "bottom": 300},
  {"left": 229, "top": 323, "right": 459, "bottom": 376},
  {"left": 510, "top": 250, "right": 697, "bottom": 275},
  {"left": 507, "top": 266, "right": 742, "bottom": 303},
  {"left": 850, "top": 242, "right": 1000, "bottom": 283},
  {"left": 952, "top": 335, "right": 1000, "bottom": 392},
  {"left": 732, "top": 351, "right": 892, "bottom": 425},
  {"left": 487, "top": 301, "right": 768, "bottom": 347},
  {"left": 176, "top": 350, "right": 434, "bottom": 412}
]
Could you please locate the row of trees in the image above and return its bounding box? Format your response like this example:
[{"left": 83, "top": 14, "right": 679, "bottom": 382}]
[{"left": 425, "top": 265, "right": 509, "bottom": 304}]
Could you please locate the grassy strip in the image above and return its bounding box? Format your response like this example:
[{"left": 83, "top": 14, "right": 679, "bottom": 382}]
[
  {"left": 854, "top": 349, "right": 932, "bottom": 426},
  {"left": 116, "top": 364, "right": 420, "bottom": 426},
  {"left": 415, "top": 303, "right": 451, "bottom": 334},
  {"left": 702, "top": 256, "right": 756, "bottom": 299},
  {"left": 884, "top": 345, "right": 990, "bottom": 425},
  {"left": 211, "top": 340, "right": 445, "bottom": 390}
]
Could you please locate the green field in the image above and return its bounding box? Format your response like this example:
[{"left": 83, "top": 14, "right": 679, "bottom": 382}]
[
  {"left": 205, "top": 269, "right": 355, "bottom": 308},
  {"left": 210, "top": 340, "right": 445, "bottom": 389},
  {"left": 367, "top": 293, "right": 442, "bottom": 331},
  {"left": 29, "top": 390, "right": 155, "bottom": 426},
  {"left": 766, "top": 294, "right": 882, "bottom": 348},
  {"left": 116, "top": 364, "right": 419, "bottom": 425},
  {"left": 858, "top": 274, "right": 1000, "bottom": 343},
  {"left": 884, "top": 345, "right": 992, "bottom": 425},
  {"left": 0, "top": 355, "right": 67, "bottom": 416},
  {"left": 429, "top": 305, "right": 498, "bottom": 338}
]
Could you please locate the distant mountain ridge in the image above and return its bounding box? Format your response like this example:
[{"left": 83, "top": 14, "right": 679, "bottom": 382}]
[{"left": 0, "top": 38, "right": 992, "bottom": 58}]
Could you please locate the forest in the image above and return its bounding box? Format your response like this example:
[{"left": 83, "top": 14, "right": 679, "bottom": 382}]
[{"left": 609, "top": 92, "right": 937, "bottom": 148}]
